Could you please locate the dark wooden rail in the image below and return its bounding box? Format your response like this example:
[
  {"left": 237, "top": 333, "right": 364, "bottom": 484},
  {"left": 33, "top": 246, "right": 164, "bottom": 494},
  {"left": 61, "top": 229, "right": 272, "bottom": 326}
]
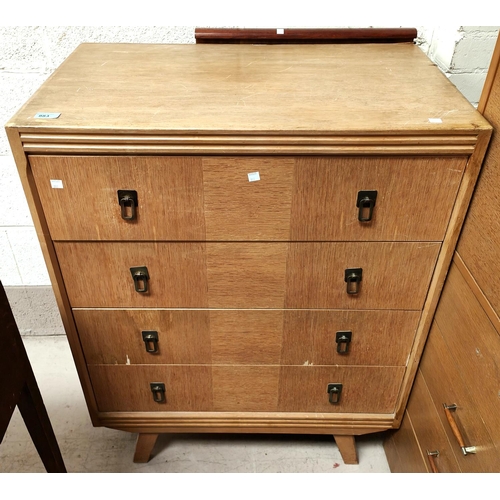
[{"left": 195, "top": 28, "right": 417, "bottom": 44}]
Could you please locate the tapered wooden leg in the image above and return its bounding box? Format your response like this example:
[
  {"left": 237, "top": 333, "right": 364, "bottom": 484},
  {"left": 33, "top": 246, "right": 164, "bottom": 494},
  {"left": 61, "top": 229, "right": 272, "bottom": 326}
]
[
  {"left": 17, "top": 381, "right": 67, "bottom": 473},
  {"left": 333, "top": 435, "right": 359, "bottom": 464},
  {"left": 133, "top": 433, "right": 159, "bottom": 463}
]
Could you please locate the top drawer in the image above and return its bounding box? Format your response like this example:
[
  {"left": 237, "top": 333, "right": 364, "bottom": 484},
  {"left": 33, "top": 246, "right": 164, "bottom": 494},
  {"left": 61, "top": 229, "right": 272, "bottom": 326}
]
[{"left": 30, "top": 155, "right": 466, "bottom": 242}]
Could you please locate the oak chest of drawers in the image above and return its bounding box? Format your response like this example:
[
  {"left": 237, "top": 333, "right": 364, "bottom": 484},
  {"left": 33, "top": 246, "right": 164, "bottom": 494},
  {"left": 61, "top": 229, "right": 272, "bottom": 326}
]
[
  {"left": 384, "top": 34, "right": 500, "bottom": 473},
  {"left": 6, "top": 42, "right": 492, "bottom": 464}
]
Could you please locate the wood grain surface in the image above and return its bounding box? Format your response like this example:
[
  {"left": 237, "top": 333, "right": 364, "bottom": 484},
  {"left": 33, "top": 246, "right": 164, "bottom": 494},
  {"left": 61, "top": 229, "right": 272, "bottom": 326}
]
[
  {"left": 56, "top": 241, "right": 439, "bottom": 309},
  {"left": 6, "top": 44, "right": 489, "bottom": 135},
  {"left": 405, "top": 369, "right": 461, "bottom": 473},
  {"left": 278, "top": 366, "right": 404, "bottom": 413},
  {"left": 88, "top": 364, "right": 404, "bottom": 413},
  {"left": 419, "top": 320, "right": 500, "bottom": 472},
  {"left": 457, "top": 42, "right": 500, "bottom": 317},
  {"left": 31, "top": 155, "right": 464, "bottom": 242},
  {"left": 433, "top": 263, "right": 500, "bottom": 455},
  {"left": 74, "top": 308, "right": 418, "bottom": 366},
  {"left": 285, "top": 241, "right": 440, "bottom": 310}
]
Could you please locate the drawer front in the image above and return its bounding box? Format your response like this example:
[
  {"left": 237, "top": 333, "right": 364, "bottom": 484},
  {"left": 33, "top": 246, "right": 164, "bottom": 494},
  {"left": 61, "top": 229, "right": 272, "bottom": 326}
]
[
  {"left": 406, "top": 369, "right": 461, "bottom": 473},
  {"left": 31, "top": 155, "right": 465, "bottom": 242},
  {"left": 420, "top": 322, "right": 500, "bottom": 472},
  {"left": 56, "top": 242, "right": 439, "bottom": 309},
  {"left": 88, "top": 365, "right": 404, "bottom": 413},
  {"left": 434, "top": 263, "right": 500, "bottom": 448},
  {"left": 74, "top": 309, "right": 419, "bottom": 366}
]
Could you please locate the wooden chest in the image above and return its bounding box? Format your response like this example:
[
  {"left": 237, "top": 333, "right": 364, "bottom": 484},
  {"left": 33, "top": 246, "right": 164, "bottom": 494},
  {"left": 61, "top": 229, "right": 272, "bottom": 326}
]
[
  {"left": 6, "top": 42, "right": 491, "bottom": 464},
  {"left": 384, "top": 35, "right": 500, "bottom": 473}
]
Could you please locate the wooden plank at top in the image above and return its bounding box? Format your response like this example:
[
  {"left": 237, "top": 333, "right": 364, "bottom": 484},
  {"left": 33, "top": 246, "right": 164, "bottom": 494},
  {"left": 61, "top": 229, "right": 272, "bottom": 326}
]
[
  {"left": 195, "top": 28, "right": 418, "bottom": 44},
  {"left": 6, "top": 43, "right": 489, "bottom": 136}
]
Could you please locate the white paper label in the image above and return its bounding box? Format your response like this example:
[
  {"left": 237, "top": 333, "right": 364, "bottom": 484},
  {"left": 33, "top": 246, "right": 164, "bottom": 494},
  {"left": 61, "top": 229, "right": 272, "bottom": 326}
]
[
  {"left": 35, "top": 112, "right": 61, "bottom": 119},
  {"left": 428, "top": 118, "right": 442, "bottom": 123},
  {"left": 277, "top": 28, "right": 284, "bottom": 35},
  {"left": 247, "top": 172, "right": 260, "bottom": 182},
  {"left": 50, "top": 179, "right": 64, "bottom": 189}
]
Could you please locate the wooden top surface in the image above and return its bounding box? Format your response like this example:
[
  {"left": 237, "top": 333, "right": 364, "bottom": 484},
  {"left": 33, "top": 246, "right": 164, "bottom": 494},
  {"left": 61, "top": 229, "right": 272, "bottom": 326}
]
[{"left": 6, "top": 43, "right": 490, "bottom": 135}]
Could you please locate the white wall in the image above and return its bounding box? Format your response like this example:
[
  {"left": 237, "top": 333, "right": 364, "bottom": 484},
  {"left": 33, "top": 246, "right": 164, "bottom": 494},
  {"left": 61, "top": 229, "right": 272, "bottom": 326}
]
[{"left": 0, "top": 26, "right": 498, "bottom": 292}]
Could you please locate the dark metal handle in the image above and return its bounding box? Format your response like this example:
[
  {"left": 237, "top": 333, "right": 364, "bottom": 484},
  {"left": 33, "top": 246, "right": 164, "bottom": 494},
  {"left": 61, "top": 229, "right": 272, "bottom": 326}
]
[
  {"left": 443, "top": 404, "right": 476, "bottom": 455},
  {"left": 142, "top": 331, "right": 159, "bottom": 353},
  {"left": 336, "top": 331, "right": 352, "bottom": 354},
  {"left": 427, "top": 450, "right": 440, "bottom": 473},
  {"left": 118, "top": 190, "right": 138, "bottom": 221},
  {"left": 150, "top": 383, "right": 166, "bottom": 403},
  {"left": 357, "top": 190, "right": 378, "bottom": 222},
  {"left": 327, "top": 383, "right": 343, "bottom": 404},
  {"left": 345, "top": 268, "right": 362, "bottom": 295},
  {"left": 130, "top": 266, "right": 149, "bottom": 293}
]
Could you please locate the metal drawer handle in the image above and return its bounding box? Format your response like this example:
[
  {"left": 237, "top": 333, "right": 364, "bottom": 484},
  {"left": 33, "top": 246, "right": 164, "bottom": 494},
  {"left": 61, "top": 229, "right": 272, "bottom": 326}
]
[
  {"left": 336, "top": 331, "right": 352, "bottom": 354},
  {"left": 356, "top": 190, "right": 378, "bottom": 222},
  {"left": 426, "top": 450, "right": 440, "bottom": 473},
  {"left": 142, "top": 331, "right": 159, "bottom": 353},
  {"left": 443, "top": 404, "right": 476, "bottom": 455},
  {"left": 327, "top": 383, "right": 343, "bottom": 404},
  {"left": 150, "top": 383, "right": 166, "bottom": 403},
  {"left": 118, "top": 190, "right": 138, "bottom": 221},
  {"left": 130, "top": 266, "right": 150, "bottom": 293},
  {"left": 344, "top": 268, "right": 362, "bottom": 295}
]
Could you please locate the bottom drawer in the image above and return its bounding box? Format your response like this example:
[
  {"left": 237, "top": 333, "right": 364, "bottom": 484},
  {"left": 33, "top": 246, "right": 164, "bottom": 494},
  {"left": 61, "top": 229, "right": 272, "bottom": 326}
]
[
  {"left": 406, "top": 368, "right": 461, "bottom": 473},
  {"left": 88, "top": 365, "right": 405, "bottom": 413}
]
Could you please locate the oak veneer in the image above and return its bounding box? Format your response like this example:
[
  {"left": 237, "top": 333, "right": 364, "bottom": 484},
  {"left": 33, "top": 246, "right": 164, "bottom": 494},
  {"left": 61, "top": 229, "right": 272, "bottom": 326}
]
[
  {"left": 384, "top": 34, "right": 500, "bottom": 473},
  {"left": 54, "top": 241, "right": 439, "bottom": 309},
  {"left": 31, "top": 155, "right": 466, "bottom": 242},
  {"left": 7, "top": 42, "right": 492, "bottom": 465}
]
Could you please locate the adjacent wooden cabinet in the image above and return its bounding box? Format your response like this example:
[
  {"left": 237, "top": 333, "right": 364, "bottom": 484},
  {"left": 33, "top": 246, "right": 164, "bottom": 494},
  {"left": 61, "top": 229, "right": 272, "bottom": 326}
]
[
  {"left": 6, "top": 42, "right": 492, "bottom": 464},
  {"left": 384, "top": 34, "right": 500, "bottom": 473}
]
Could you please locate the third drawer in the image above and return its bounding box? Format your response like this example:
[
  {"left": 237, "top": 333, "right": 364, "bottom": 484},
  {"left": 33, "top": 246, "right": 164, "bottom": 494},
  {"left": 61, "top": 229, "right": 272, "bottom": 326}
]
[{"left": 74, "top": 308, "right": 420, "bottom": 366}]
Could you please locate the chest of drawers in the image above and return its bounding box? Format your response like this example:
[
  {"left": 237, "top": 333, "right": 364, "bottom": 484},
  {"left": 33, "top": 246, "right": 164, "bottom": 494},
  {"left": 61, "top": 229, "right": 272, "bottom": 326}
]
[
  {"left": 384, "top": 34, "right": 500, "bottom": 473},
  {"left": 6, "top": 42, "right": 492, "bottom": 465}
]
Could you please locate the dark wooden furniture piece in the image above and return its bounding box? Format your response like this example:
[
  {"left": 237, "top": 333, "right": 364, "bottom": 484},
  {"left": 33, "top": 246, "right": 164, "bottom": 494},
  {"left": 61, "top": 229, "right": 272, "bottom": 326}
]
[
  {"left": 384, "top": 33, "right": 500, "bottom": 473},
  {"left": 194, "top": 27, "right": 418, "bottom": 44},
  {"left": 0, "top": 282, "right": 66, "bottom": 473}
]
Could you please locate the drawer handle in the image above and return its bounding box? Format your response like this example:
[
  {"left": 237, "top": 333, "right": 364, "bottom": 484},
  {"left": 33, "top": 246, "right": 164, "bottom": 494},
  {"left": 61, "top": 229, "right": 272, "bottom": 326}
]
[
  {"left": 130, "top": 266, "right": 150, "bottom": 293},
  {"left": 150, "top": 383, "right": 166, "bottom": 403},
  {"left": 356, "top": 190, "right": 377, "bottom": 222},
  {"left": 443, "top": 404, "right": 477, "bottom": 455},
  {"left": 118, "top": 190, "right": 138, "bottom": 221},
  {"left": 327, "top": 383, "right": 343, "bottom": 404},
  {"left": 426, "top": 450, "right": 440, "bottom": 473},
  {"left": 336, "top": 331, "right": 352, "bottom": 354},
  {"left": 344, "top": 268, "right": 362, "bottom": 295},
  {"left": 142, "top": 331, "right": 159, "bottom": 353}
]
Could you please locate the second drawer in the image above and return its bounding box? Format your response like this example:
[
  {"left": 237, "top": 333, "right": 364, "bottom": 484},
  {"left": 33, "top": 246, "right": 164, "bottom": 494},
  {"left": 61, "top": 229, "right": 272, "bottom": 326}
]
[{"left": 56, "top": 241, "right": 440, "bottom": 309}]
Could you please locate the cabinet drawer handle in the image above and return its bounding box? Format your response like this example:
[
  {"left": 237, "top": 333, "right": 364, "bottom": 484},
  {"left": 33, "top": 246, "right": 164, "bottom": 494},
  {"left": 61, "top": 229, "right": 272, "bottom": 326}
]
[
  {"left": 443, "top": 404, "right": 476, "bottom": 455},
  {"left": 150, "top": 383, "right": 166, "bottom": 403},
  {"left": 426, "top": 450, "right": 440, "bottom": 473},
  {"left": 336, "top": 331, "right": 352, "bottom": 354},
  {"left": 142, "top": 331, "right": 159, "bottom": 353},
  {"left": 356, "top": 190, "right": 377, "bottom": 222},
  {"left": 327, "top": 383, "right": 343, "bottom": 404},
  {"left": 130, "top": 266, "right": 150, "bottom": 293},
  {"left": 118, "top": 190, "right": 138, "bottom": 221},
  {"left": 344, "top": 268, "right": 362, "bottom": 295}
]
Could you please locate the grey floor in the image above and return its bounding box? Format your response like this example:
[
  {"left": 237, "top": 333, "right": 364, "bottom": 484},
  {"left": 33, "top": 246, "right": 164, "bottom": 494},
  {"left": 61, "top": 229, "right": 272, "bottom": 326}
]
[{"left": 0, "top": 336, "right": 390, "bottom": 473}]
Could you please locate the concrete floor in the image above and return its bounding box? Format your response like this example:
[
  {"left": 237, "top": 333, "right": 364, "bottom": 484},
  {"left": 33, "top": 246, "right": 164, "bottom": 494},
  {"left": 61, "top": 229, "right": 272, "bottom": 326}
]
[{"left": 0, "top": 336, "right": 391, "bottom": 473}]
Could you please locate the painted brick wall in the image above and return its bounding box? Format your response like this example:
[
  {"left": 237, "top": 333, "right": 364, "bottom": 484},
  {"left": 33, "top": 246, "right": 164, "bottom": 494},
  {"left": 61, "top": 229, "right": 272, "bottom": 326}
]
[{"left": 0, "top": 26, "right": 498, "bottom": 334}]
